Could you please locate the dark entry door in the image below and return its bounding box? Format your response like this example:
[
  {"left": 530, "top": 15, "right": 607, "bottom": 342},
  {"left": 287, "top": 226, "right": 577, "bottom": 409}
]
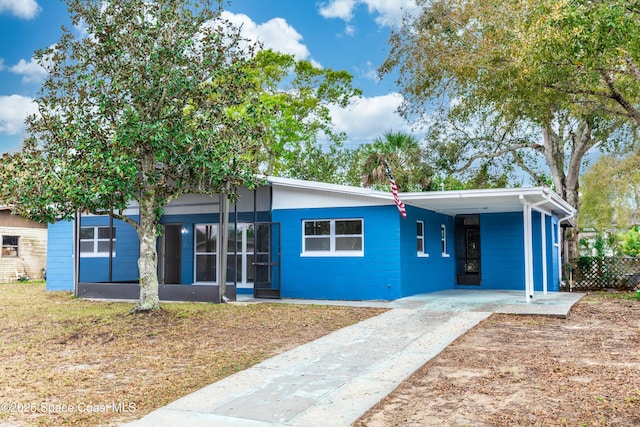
[
  {"left": 160, "top": 224, "right": 182, "bottom": 284},
  {"left": 253, "top": 222, "right": 281, "bottom": 299},
  {"left": 455, "top": 215, "right": 481, "bottom": 285}
]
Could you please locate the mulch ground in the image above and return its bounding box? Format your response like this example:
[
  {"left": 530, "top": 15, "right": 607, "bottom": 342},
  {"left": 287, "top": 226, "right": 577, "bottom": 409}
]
[{"left": 354, "top": 292, "right": 640, "bottom": 427}]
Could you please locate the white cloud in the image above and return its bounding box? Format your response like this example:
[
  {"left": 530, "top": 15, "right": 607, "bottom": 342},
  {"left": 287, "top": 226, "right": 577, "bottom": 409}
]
[
  {"left": 328, "top": 93, "right": 411, "bottom": 145},
  {"left": 0, "top": 95, "right": 37, "bottom": 135},
  {"left": 319, "top": 0, "right": 357, "bottom": 21},
  {"left": 9, "top": 57, "right": 48, "bottom": 84},
  {"left": 319, "top": 0, "right": 419, "bottom": 28},
  {"left": 220, "top": 11, "right": 311, "bottom": 62},
  {"left": 0, "top": 0, "right": 41, "bottom": 19}
]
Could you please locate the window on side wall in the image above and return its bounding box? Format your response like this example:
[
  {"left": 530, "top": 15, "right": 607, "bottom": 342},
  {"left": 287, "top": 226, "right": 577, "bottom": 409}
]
[
  {"left": 2, "top": 236, "right": 19, "bottom": 257},
  {"left": 302, "top": 219, "right": 363, "bottom": 256},
  {"left": 417, "top": 221, "right": 428, "bottom": 257},
  {"left": 80, "top": 226, "right": 116, "bottom": 257},
  {"left": 441, "top": 224, "right": 450, "bottom": 257}
]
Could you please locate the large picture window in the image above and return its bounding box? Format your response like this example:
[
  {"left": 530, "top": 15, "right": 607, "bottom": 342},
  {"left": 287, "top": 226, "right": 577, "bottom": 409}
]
[
  {"left": 302, "top": 219, "right": 363, "bottom": 256},
  {"left": 80, "top": 226, "right": 115, "bottom": 257}
]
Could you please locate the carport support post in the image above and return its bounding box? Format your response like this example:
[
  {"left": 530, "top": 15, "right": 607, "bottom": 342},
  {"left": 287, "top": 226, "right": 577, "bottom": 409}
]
[
  {"left": 522, "top": 199, "right": 533, "bottom": 303},
  {"left": 541, "top": 213, "right": 548, "bottom": 295},
  {"left": 522, "top": 195, "right": 552, "bottom": 302}
]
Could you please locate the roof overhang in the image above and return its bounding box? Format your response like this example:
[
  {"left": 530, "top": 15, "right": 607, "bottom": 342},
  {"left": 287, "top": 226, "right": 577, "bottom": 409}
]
[
  {"left": 266, "top": 177, "right": 576, "bottom": 225},
  {"left": 401, "top": 187, "right": 576, "bottom": 224}
]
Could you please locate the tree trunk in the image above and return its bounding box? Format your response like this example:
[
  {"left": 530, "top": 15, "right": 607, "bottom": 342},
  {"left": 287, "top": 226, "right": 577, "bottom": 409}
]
[
  {"left": 134, "top": 197, "right": 161, "bottom": 311},
  {"left": 542, "top": 119, "right": 592, "bottom": 262}
]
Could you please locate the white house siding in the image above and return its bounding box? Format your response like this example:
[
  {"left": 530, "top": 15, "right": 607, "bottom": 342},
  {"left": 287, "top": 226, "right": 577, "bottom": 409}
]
[{"left": 0, "top": 226, "right": 48, "bottom": 281}]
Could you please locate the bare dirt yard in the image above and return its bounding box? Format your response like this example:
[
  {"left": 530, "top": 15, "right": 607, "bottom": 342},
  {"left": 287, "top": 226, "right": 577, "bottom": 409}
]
[
  {"left": 355, "top": 292, "right": 640, "bottom": 427},
  {"left": 0, "top": 282, "right": 384, "bottom": 426}
]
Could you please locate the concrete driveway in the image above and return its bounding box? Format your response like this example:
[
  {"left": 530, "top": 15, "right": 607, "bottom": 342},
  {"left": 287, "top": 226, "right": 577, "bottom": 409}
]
[{"left": 125, "top": 290, "right": 584, "bottom": 427}]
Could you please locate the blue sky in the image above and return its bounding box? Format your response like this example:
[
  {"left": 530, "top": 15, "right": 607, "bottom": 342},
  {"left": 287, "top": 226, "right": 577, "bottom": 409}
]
[{"left": 0, "top": 0, "right": 419, "bottom": 154}]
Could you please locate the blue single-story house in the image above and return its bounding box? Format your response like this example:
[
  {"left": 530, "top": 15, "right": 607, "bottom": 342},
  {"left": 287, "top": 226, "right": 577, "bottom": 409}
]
[{"left": 46, "top": 177, "right": 575, "bottom": 302}]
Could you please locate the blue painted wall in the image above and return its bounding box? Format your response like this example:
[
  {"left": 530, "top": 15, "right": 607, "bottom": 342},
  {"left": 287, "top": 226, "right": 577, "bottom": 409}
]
[
  {"left": 272, "top": 205, "right": 403, "bottom": 301},
  {"left": 46, "top": 202, "right": 564, "bottom": 299},
  {"left": 400, "top": 206, "right": 455, "bottom": 297},
  {"left": 46, "top": 220, "right": 75, "bottom": 291},
  {"left": 541, "top": 214, "right": 561, "bottom": 292},
  {"left": 78, "top": 216, "right": 140, "bottom": 283},
  {"left": 549, "top": 215, "right": 560, "bottom": 291},
  {"left": 477, "top": 212, "right": 526, "bottom": 290}
]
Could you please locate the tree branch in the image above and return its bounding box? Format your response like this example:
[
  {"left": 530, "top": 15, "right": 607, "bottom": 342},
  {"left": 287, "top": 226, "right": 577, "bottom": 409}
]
[
  {"left": 451, "top": 142, "right": 539, "bottom": 173},
  {"left": 599, "top": 69, "right": 640, "bottom": 126}
]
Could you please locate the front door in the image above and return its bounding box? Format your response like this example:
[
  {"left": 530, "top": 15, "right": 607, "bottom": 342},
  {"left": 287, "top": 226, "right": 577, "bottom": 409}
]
[
  {"left": 455, "top": 215, "right": 481, "bottom": 285},
  {"left": 253, "top": 222, "right": 281, "bottom": 299},
  {"left": 159, "top": 224, "right": 182, "bottom": 284}
]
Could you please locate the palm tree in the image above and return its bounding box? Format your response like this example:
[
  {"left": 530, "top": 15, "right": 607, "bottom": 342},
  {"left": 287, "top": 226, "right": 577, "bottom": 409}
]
[{"left": 360, "top": 131, "right": 432, "bottom": 192}]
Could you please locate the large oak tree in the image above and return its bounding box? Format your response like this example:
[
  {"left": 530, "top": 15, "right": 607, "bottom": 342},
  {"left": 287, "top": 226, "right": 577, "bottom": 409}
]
[{"left": 381, "top": 0, "right": 640, "bottom": 256}]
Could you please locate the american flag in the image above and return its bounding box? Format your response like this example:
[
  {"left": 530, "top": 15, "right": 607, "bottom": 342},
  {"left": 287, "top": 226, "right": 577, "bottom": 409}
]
[{"left": 386, "top": 166, "right": 407, "bottom": 218}]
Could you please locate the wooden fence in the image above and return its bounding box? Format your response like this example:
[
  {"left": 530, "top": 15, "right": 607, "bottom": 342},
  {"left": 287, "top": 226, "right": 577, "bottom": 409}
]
[{"left": 565, "top": 257, "right": 640, "bottom": 291}]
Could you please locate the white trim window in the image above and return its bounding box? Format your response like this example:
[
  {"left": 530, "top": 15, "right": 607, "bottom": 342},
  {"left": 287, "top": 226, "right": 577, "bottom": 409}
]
[
  {"left": 302, "top": 219, "right": 363, "bottom": 256},
  {"left": 2, "top": 235, "right": 19, "bottom": 257},
  {"left": 417, "top": 221, "right": 428, "bottom": 257},
  {"left": 80, "top": 226, "right": 116, "bottom": 257},
  {"left": 441, "top": 224, "right": 450, "bottom": 257}
]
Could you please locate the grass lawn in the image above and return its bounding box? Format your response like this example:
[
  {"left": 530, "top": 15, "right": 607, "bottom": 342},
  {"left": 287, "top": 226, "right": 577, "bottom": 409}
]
[{"left": 0, "top": 282, "right": 385, "bottom": 426}]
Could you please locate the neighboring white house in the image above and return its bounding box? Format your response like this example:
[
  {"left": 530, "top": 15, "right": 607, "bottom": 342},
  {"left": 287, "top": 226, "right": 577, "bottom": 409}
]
[{"left": 0, "top": 207, "right": 47, "bottom": 281}]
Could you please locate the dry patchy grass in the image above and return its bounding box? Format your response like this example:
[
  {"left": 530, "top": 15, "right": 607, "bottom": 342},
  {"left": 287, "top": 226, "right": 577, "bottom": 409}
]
[
  {"left": 0, "top": 282, "right": 385, "bottom": 426},
  {"left": 355, "top": 292, "right": 640, "bottom": 427}
]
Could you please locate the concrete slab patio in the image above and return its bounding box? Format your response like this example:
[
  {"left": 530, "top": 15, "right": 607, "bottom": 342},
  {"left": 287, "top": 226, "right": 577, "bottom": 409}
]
[{"left": 124, "top": 290, "right": 584, "bottom": 427}]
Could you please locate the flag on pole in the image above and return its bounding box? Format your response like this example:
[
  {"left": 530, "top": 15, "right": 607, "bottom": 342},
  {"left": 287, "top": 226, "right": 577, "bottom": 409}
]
[{"left": 386, "top": 165, "right": 407, "bottom": 218}]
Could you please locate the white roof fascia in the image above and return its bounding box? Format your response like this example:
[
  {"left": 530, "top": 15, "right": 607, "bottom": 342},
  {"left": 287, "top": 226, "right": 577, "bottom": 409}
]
[
  {"left": 266, "top": 177, "right": 576, "bottom": 219},
  {"left": 267, "top": 176, "right": 392, "bottom": 200}
]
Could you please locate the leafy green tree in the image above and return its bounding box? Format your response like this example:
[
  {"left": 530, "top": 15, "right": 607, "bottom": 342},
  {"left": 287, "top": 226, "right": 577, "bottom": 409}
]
[
  {"left": 0, "top": 0, "right": 269, "bottom": 311},
  {"left": 355, "top": 131, "right": 433, "bottom": 192},
  {"left": 246, "top": 49, "right": 361, "bottom": 181},
  {"left": 380, "top": 0, "right": 640, "bottom": 256},
  {"left": 618, "top": 227, "right": 640, "bottom": 258},
  {"left": 517, "top": 0, "right": 640, "bottom": 126},
  {"left": 580, "top": 152, "right": 640, "bottom": 231}
]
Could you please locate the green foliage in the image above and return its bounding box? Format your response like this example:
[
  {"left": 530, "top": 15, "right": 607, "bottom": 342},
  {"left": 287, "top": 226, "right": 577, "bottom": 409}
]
[
  {"left": 0, "top": 0, "right": 279, "bottom": 309},
  {"left": 1, "top": 0, "right": 266, "bottom": 224},
  {"left": 349, "top": 131, "right": 433, "bottom": 192},
  {"left": 579, "top": 233, "right": 618, "bottom": 257},
  {"left": 617, "top": 227, "right": 640, "bottom": 258},
  {"left": 244, "top": 49, "right": 361, "bottom": 181},
  {"left": 580, "top": 152, "right": 640, "bottom": 231},
  {"left": 382, "top": 0, "right": 640, "bottom": 215}
]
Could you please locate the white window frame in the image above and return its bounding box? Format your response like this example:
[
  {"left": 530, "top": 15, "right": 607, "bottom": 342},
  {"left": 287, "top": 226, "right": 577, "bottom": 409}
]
[
  {"left": 417, "top": 221, "right": 428, "bottom": 257},
  {"left": 1, "top": 235, "right": 19, "bottom": 257},
  {"left": 80, "top": 226, "right": 115, "bottom": 258},
  {"left": 301, "top": 218, "right": 364, "bottom": 257},
  {"left": 193, "top": 223, "right": 256, "bottom": 285},
  {"left": 441, "top": 224, "right": 450, "bottom": 257}
]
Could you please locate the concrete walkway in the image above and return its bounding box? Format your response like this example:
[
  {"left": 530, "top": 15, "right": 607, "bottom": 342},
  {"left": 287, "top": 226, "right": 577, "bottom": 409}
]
[{"left": 125, "top": 290, "right": 584, "bottom": 427}]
